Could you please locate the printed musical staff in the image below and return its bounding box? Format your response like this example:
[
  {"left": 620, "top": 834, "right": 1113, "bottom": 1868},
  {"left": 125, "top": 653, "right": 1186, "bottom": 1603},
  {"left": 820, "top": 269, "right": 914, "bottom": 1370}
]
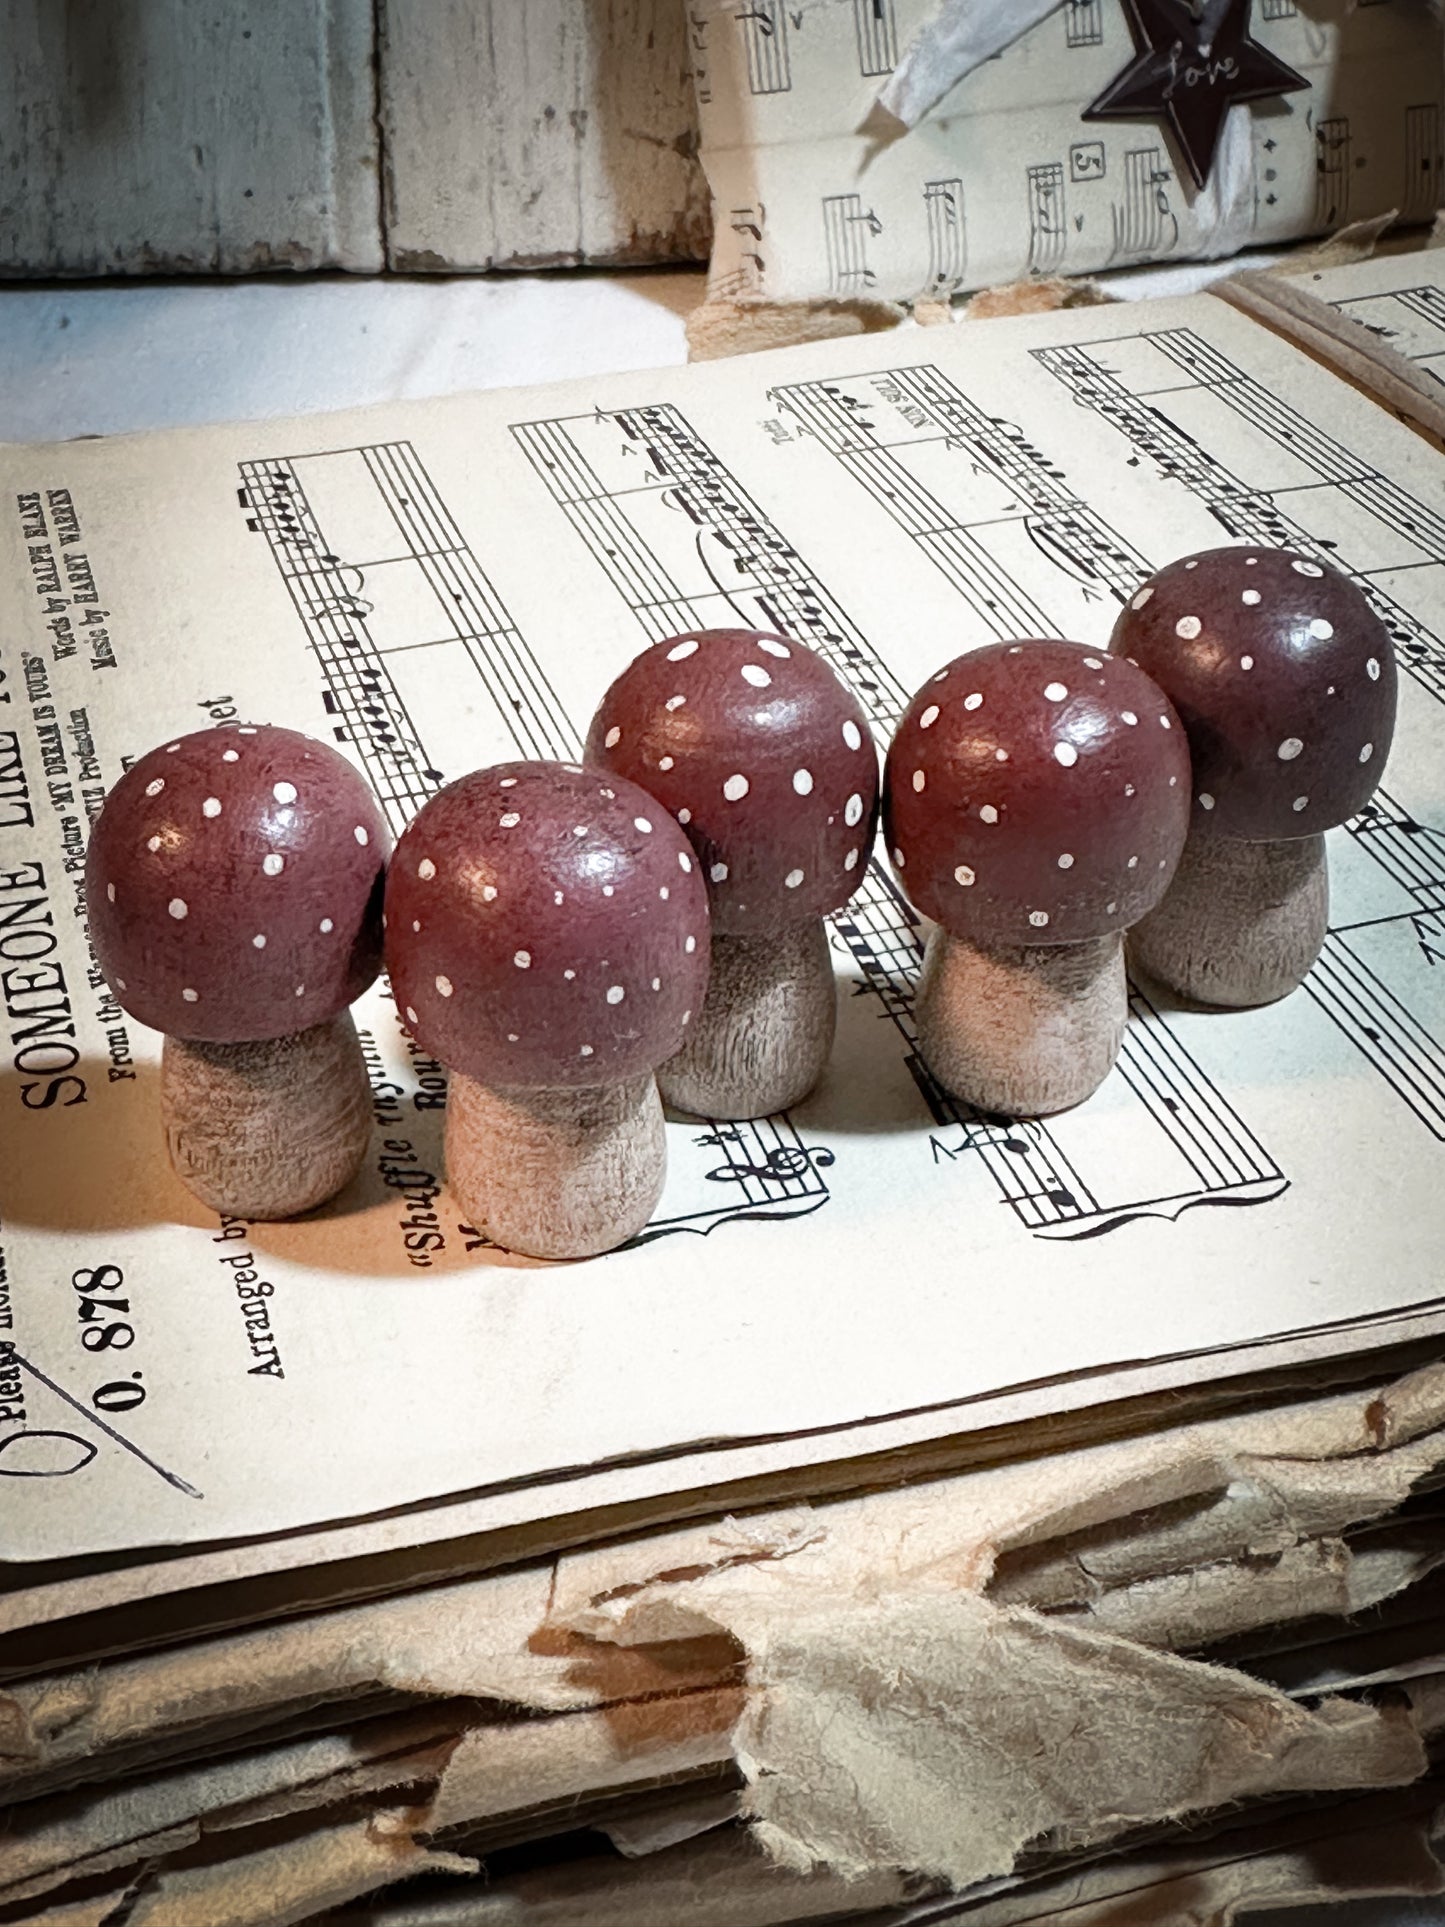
[
  {"left": 736, "top": 2, "right": 791, "bottom": 94},
  {"left": 1064, "top": 0, "right": 1105, "bottom": 47},
  {"left": 1404, "top": 105, "right": 1445, "bottom": 223},
  {"left": 1027, "top": 163, "right": 1068, "bottom": 274},
  {"left": 823, "top": 193, "right": 882, "bottom": 293},
  {"left": 240, "top": 440, "right": 833, "bottom": 1238},
  {"left": 772, "top": 363, "right": 1152, "bottom": 629},
  {"left": 923, "top": 179, "right": 967, "bottom": 296},
  {"left": 1330, "top": 282, "right": 1445, "bottom": 389},
  {"left": 1315, "top": 117, "right": 1352, "bottom": 230},
  {"left": 1034, "top": 334, "right": 1445, "bottom": 707},
  {"left": 853, "top": 0, "right": 898, "bottom": 75},
  {"left": 1112, "top": 148, "right": 1177, "bottom": 261}
]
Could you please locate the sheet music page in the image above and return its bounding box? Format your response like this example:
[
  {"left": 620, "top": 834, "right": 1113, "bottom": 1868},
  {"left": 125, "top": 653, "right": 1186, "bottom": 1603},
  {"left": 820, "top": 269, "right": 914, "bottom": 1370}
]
[
  {"left": 1, "top": 285, "right": 1442, "bottom": 1563},
  {"left": 689, "top": 0, "right": 1443, "bottom": 303},
  {"left": 1305, "top": 248, "right": 1445, "bottom": 389}
]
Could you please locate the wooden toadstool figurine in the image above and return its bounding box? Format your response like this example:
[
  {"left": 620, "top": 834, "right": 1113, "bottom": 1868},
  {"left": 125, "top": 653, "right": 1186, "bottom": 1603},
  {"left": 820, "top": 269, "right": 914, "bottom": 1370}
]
[
  {"left": 384, "top": 762, "right": 709, "bottom": 1259},
  {"left": 885, "top": 641, "right": 1190, "bottom": 1116},
  {"left": 1110, "top": 547, "right": 1398, "bottom": 1006},
  {"left": 86, "top": 725, "right": 389, "bottom": 1218},
  {"left": 586, "top": 628, "right": 878, "bottom": 1119}
]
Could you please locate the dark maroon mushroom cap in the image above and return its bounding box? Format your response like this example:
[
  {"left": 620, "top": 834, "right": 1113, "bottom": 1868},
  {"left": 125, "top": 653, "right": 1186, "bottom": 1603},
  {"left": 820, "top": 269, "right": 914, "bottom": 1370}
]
[
  {"left": 385, "top": 761, "right": 710, "bottom": 1089},
  {"left": 585, "top": 629, "right": 879, "bottom": 937},
  {"left": 884, "top": 641, "right": 1191, "bottom": 947},
  {"left": 85, "top": 725, "right": 389, "bottom": 1043},
  {"left": 1108, "top": 547, "right": 1397, "bottom": 840}
]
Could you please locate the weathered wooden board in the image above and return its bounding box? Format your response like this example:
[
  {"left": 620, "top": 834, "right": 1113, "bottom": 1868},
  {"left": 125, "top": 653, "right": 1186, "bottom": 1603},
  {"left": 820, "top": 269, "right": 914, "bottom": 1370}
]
[
  {"left": 0, "top": 0, "right": 382, "bottom": 276},
  {"left": 377, "top": 0, "right": 709, "bottom": 271}
]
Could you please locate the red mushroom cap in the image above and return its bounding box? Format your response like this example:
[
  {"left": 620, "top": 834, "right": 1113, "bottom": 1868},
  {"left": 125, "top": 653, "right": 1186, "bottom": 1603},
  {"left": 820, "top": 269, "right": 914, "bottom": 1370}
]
[
  {"left": 585, "top": 629, "right": 878, "bottom": 937},
  {"left": 884, "top": 641, "right": 1191, "bottom": 946},
  {"left": 385, "top": 761, "right": 710, "bottom": 1089},
  {"left": 86, "top": 725, "right": 389, "bottom": 1043},
  {"left": 1108, "top": 547, "right": 1397, "bottom": 840}
]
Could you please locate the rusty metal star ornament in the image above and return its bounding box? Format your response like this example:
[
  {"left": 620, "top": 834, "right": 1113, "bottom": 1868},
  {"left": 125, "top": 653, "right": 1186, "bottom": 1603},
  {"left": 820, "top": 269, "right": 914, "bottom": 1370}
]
[{"left": 1084, "top": 0, "right": 1308, "bottom": 190}]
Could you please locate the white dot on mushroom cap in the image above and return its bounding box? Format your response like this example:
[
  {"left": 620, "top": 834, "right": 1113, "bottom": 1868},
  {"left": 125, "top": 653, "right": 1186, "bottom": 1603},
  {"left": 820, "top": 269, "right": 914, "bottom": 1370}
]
[
  {"left": 573, "top": 825, "right": 588, "bottom": 838},
  {"left": 263, "top": 853, "right": 284, "bottom": 876},
  {"left": 1242, "top": 589, "right": 1261, "bottom": 606},
  {"left": 980, "top": 804, "right": 999, "bottom": 824},
  {"left": 168, "top": 898, "right": 188, "bottom": 919},
  {"left": 1054, "top": 742, "right": 1078, "bottom": 767},
  {"left": 273, "top": 781, "right": 297, "bottom": 805},
  {"left": 145, "top": 778, "right": 165, "bottom": 797},
  {"left": 1184, "top": 559, "right": 1198, "bottom": 570},
  {"left": 166, "top": 743, "right": 180, "bottom": 752},
  {"left": 354, "top": 826, "right": 369, "bottom": 845},
  {"left": 1124, "top": 783, "right": 1136, "bottom": 797},
  {"left": 838, "top": 720, "right": 863, "bottom": 754},
  {"left": 677, "top": 807, "right": 691, "bottom": 825},
  {"left": 711, "top": 861, "right": 728, "bottom": 882},
  {"left": 652, "top": 977, "right": 661, "bottom": 990},
  {"left": 1159, "top": 716, "right": 1171, "bottom": 729},
  {"left": 785, "top": 868, "right": 805, "bottom": 888},
  {"left": 1128, "top": 856, "right": 1139, "bottom": 868},
  {"left": 318, "top": 917, "right": 333, "bottom": 934},
  {"left": 604, "top": 725, "right": 621, "bottom": 748},
  {"left": 912, "top": 770, "right": 926, "bottom": 793},
  {"left": 1292, "top": 559, "right": 1325, "bottom": 577},
  {"left": 1360, "top": 743, "right": 1374, "bottom": 763},
  {"left": 1130, "top": 587, "right": 1153, "bottom": 611},
  {"left": 507, "top": 1033, "right": 519, "bottom": 1043},
  {"left": 1367, "top": 657, "right": 1381, "bottom": 681},
  {"left": 406, "top": 1006, "right": 417, "bottom": 1024},
  {"left": 1308, "top": 618, "right": 1334, "bottom": 641},
  {"left": 919, "top": 705, "right": 940, "bottom": 730},
  {"left": 682, "top": 1010, "right": 692, "bottom": 1024},
  {"left": 481, "top": 884, "right": 497, "bottom": 902},
  {"left": 411, "top": 919, "right": 420, "bottom": 933},
  {"left": 434, "top": 975, "right": 454, "bottom": 997},
  {"left": 845, "top": 847, "right": 859, "bottom": 869},
  {"left": 1241, "top": 655, "right": 1254, "bottom": 671},
  {"left": 665, "top": 694, "right": 686, "bottom": 711},
  {"left": 740, "top": 664, "right": 771, "bottom": 689},
  {"left": 1029, "top": 911, "right": 1049, "bottom": 928},
  {"left": 514, "top": 951, "right": 531, "bottom": 969},
  {"left": 685, "top": 935, "right": 697, "bottom": 953},
  {"left": 963, "top": 692, "right": 984, "bottom": 712},
  {"left": 602, "top": 884, "right": 614, "bottom": 896},
  {"left": 658, "top": 756, "right": 674, "bottom": 771},
  {"left": 555, "top": 891, "right": 565, "bottom": 905},
  {"left": 146, "top": 835, "right": 161, "bottom": 853},
  {"left": 758, "top": 637, "right": 791, "bottom": 657},
  {"left": 1044, "top": 682, "right": 1068, "bottom": 703},
  {"left": 1200, "top": 793, "right": 1215, "bottom": 810},
  {"left": 222, "top": 749, "right": 239, "bottom": 762},
  {"left": 1084, "top": 657, "right": 1102, "bottom": 670},
  {"left": 499, "top": 777, "right": 518, "bottom": 789},
  {"left": 106, "top": 882, "right": 115, "bottom": 902},
  {"left": 182, "top": 987, "right": 198, "bottom": 1002},
  {"left": 580, "top": 1044, "right": 594, "bottom": 1057},
  {"left": 1057, "top": 853, "right": 1074, "bottom": 869},
  {"left": 294, "top": 983, "right": 306, "bottom": 997},
  {"left": 1277, "top": 737, "right": 1304, "bottom": 761},
  {"left": 1121, "top": 710, "right": 1137, "bottom": 726},
  {"left": 499, "top": 811, "right": 520, "bottom": 829},
  {"left": 659, "top": 886, "right": 669, "bottom": 900},
  {"left": 607, "top": 985, "right": 625, "bottom": 1004},
  {"left": 202, "top": 797, "right": 222, "bottom": 818},
  {"left": 417, "top": 857, "right": 436, "bottom": 880},
  {"left": 1246, "top": 556, "right": 1258, "bottom": 565},
  {"left": 844, "top": 792, "right": 864, "bottom": 826},
  {"left": 934, "top": 667, "right": 949, "bottom": 681},
  {"left": 793, "top": 769, "right": 814, "bottom": 795},
  {"left": 955, "top": 864, "right": 976, "bottom": 887},
  {"left": 238, "top": 727, "right": 257, "bottom": 734},
  {"left": 1175, "top": 616, "right": 1202, "bottom": 640},
  {"left": 634, "top": 816, "right": 653, "bottom": 834},
  {"left": 564, "top": 969, "right": 576, "bottom": 980},
  {"left": 115, "top": 976, "right": 126, "bottom": 989},
  {"left": 995, "top": 748, "right": 1009, "bottom": 762},
  {"left": 1106, "top": 901, "right": 1117, "bottom": 916},
  {"left": 678, "top": 850, "right": 692, "bottom": 872},
  {"left": 1294, "top": 795, "right": 1310, "bottom": 812},
  {"left": 723, "top": 774, "right": 749, "bottom": 802},
  {"left": 667, "top": 639, "right": 699, "bottom": 660}
]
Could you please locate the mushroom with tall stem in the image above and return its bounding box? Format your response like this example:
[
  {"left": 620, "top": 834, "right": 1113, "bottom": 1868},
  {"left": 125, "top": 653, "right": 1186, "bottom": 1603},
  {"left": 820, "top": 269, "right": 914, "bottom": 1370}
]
[
  {"left": 885, "top": 641, "right": 1190, "bottom": 1116},
  {"left": 385, "top": 762, "right": 709, "bottom": 1260},
  {"left": 587, "top": 628, "right": 878, "bottom": 1120},
  {"left": 85, "top": 725, "right": 390, "bottom": 1219},
  {"left": 1110, "top": 547, "right": 1398, "bottom": 1007}
]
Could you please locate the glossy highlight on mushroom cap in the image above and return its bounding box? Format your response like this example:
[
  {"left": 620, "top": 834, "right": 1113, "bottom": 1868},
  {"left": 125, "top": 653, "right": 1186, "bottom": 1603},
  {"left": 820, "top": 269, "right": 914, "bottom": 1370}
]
[
  {"left": 1109, "top": 547, "right": 1397, "bottom": 841},
  {"left": 884, "top": 641, "right": 1191, "bottom": 947},
  {"left": 385, "top": 761, "right": 710, "bottom": 1089},
  {"left": 85, "top": 725, "right": 389, "bottom": 1044},
  {"left": 585, "top": 628, "right": 879, "bottom": 937}
]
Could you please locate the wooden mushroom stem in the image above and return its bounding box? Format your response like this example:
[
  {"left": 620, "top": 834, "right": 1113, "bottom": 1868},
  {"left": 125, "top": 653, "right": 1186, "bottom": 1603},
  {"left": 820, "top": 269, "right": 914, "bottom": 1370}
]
[
  {"left": 446, "top": 1071, "right": 666, "bottom": 1261},
  {"left": 657, "top": 921, "right": 837, "bottom": 1121},
  {"left": 163, "top": 1013, "right": 373, "bottom": 1220},
  {"left": 916, "top": 927, "right": 1126, "bottom": 1117},
  {"left": 1128, "top": 831, "right": 1328, "bottom": 1009}
]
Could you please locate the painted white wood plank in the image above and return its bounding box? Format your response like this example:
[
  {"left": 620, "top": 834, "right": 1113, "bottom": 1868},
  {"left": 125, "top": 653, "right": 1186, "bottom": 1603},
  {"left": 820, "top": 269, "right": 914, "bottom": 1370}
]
[
  {"left": 0, "top": 0, "right": 381, "bottom": 276},
  {"left": 379, "top": 0, "right": 709, "bottom": 271}
]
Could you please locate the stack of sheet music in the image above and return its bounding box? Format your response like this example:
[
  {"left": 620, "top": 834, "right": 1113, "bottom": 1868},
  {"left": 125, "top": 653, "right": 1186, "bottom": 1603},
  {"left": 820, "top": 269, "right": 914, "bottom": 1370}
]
[{"left": 3, "top": 251, "right": 1445, "bottom": 1921}]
